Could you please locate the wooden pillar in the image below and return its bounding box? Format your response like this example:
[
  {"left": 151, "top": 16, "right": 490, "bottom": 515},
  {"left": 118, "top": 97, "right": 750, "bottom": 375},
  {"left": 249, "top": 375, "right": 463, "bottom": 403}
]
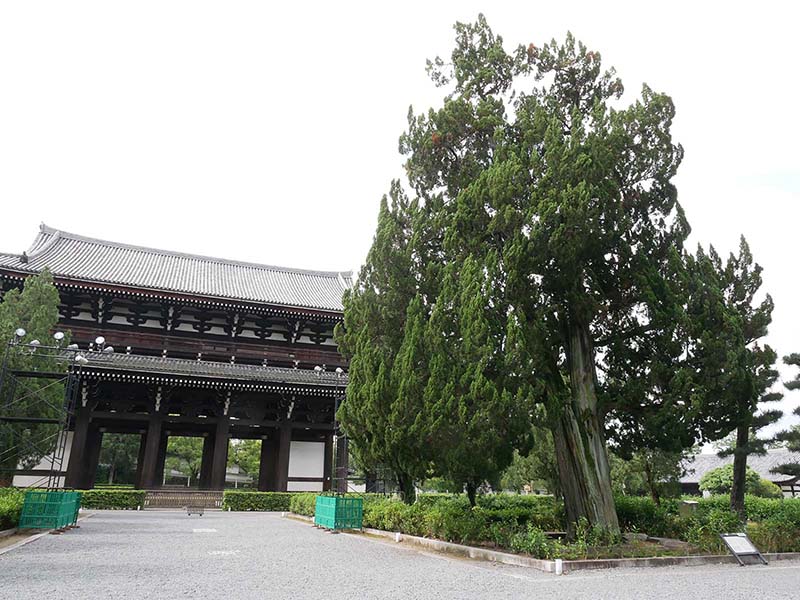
[
  {"left": 134, "top": 434, "right": 147, "bottom": 489},
  {"left": 82, "top": 428, "right": 104, "bottom": 489},
  {"left": 323, "top": 432, "right": 333, "bottom": 491},
  {"left": 335, "top": 434, "right": 349, "bottom": 493},
  {"left": 275, "top": 423, "right": 292, "bottom": 492},
  {"left": 153, "top": 434, "right": 169, "bottom": 487},
  {"left": 65, "top": 405, "right": 91, "bottom": 488},
  {"left": 209, "top": 418, "right": 230, "bottom": 490},
  {"left": 139, "top": 412, "right": 164, "bottom": 489},
  {"left": 258, "top": 436, "right": 278, "bottom": 492},
  {"left": 199, "top": 434, "right": 215, "bottom": 489}
]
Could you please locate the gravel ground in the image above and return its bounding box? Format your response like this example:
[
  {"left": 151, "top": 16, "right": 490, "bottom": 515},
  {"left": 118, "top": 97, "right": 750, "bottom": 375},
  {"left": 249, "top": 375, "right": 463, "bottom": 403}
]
[{"left": 1, "top": 510, "right": 798, "bottom": 600}]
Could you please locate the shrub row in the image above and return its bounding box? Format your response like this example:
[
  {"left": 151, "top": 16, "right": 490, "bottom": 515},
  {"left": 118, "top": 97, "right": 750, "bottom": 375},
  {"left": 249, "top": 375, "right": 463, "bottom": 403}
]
[
  {"left": 615, "top": 494, "right": 800, "bottom": 554},
  {"left": 289, "top": 492, "right": 318, "bottom": 516},
  {"left": 295, "top": 492, "right": 800, "bottom": 558},
  {"left": 80, "top": 489, "right": 146, "bottom": 510},
  {"left": 222, "top": 492, "right": 293, "bottom": 512},
  {"left": 0, "top": 488, "right": 25, "bottom": 530},
  {"left": 287, "top": 492, "right": 391, "bottom": 517}
]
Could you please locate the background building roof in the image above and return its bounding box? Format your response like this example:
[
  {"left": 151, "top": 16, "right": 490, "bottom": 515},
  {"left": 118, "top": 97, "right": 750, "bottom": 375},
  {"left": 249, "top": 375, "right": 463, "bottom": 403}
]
[
  {"left": 0, "top": 225, "right": 352, "bottom": 312},
  {"left": 680, "top": 450, "right": 800, "bottom": 484}
]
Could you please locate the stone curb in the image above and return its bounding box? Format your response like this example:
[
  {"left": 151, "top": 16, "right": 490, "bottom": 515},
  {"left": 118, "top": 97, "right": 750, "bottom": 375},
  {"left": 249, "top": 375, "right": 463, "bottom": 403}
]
[
  {"left": 0, "top": 527, "right": 19, "bottom": 539},
  {"left": 0, "top": 512, "right": 94, "bottom": 557},
  {"left": 286, "top": 512, "right": 800, "bottom": 575}
]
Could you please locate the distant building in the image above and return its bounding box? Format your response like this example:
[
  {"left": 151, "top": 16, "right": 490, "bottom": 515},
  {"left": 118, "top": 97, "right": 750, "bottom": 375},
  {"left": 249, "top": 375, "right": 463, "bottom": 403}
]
[{"left": 680, "top": 450, "right": 800, "bottom": 497}]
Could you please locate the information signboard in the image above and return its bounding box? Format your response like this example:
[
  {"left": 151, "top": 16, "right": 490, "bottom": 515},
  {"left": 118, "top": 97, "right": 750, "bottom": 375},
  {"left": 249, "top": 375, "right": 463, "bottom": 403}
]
[{"left": 719, "top": 533, "right": 768, "bottom": 566}]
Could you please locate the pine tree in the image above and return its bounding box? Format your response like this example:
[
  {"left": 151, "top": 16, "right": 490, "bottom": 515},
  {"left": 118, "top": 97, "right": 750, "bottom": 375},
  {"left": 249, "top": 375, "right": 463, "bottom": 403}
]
[
  {"left": 703, "top": 237, "right": 783, "bottom": 518},
  {"left": 774, "top": 354, "right": 800, "bottom": 477}
]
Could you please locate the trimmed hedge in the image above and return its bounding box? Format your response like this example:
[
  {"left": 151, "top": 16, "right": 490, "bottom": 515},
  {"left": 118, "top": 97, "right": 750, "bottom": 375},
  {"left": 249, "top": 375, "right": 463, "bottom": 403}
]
[
  {"left": 80, "top": 489, "right": 145, "bottom": 510},
  {"left": 223, "top": 492, "right": 293, "bottom": 512},
  {"left": 289, "top": 492, "right": 318, "bottom": 516},
  {"left": 0, "top": 488, "right": 25, "bottom": 530},
  {"left": 288, "top": 493, "right": 389, "bottom": 517},
  {"left": 616, "top": 494, "right": 800, "bottom": 554}
]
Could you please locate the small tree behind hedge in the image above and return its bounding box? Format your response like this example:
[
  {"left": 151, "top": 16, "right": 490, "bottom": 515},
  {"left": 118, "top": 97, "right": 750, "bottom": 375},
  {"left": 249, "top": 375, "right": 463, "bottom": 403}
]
[{"left": 699, "top": 464, "right": 781, "bottom": 498}]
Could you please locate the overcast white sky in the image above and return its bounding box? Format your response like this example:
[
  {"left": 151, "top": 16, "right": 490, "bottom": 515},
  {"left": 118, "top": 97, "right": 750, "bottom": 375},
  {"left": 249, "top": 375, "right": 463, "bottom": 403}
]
[{"left": 1, "top": 1, "right": 798, "bottom": 434}]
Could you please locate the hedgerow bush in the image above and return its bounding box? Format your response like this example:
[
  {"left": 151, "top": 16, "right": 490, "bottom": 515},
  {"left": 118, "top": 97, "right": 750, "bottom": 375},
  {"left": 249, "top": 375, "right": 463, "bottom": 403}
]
[
  {"left": 289, "top": 492, "right": 391, "bottom": 517},
  {"left": 289, "top": 490, "right": 800, "bottom": 556},
  {"left": 0, "top": 488, "right": 25, "bottom": 530},
  {"left": 80, "top": 489, "right": 145, "bottom": 510},
  {"left": 222, "top": 492, "right": 292, "bottom": 512},
  {"left": 288, "top": 492, "right": 317, "bottom": 516},
  {"left": 614, "top": 495, "right": 683, "bottom": 538},
  {"left": 617, "top": 494, "right": 800, "bottom": 553}
]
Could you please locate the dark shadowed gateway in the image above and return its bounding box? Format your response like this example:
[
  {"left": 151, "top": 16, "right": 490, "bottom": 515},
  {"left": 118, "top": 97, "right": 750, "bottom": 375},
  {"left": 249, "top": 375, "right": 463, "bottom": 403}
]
[{"left": 0, "top": 225, "right": 351, "bottom": 494}]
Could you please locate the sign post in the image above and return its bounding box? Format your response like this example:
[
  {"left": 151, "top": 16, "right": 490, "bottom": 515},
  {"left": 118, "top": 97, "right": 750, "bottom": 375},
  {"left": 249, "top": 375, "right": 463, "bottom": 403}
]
[{"left": 719, "top": 533, "right": 768, "bottom": 566}]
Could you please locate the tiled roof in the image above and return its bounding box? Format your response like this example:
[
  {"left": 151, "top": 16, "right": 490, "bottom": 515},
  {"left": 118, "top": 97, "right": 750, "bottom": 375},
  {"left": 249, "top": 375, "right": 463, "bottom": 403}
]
[
  {"left": 82, "top": 351, "right": 348, "bottom": 387},
  {"left": 0, "top": 225, "right": 352, "bottom": 312},
  {"left": 680, "top": 450, "right": 800, "bottom": 484}
]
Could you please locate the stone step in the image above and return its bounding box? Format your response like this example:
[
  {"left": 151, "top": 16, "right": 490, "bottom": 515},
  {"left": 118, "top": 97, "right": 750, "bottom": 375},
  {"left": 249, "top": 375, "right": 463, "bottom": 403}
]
[{"left": 143, "top": 490, "right": 224, "bottom": 510}]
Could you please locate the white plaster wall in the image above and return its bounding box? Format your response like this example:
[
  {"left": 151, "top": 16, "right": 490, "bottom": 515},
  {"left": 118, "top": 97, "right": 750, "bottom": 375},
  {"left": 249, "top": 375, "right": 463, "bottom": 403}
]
[
  {"left": 288, "top": 441, "right": 324, "bottom": 478},
  {"left": 287, "top": 441, "right": 325, "bottom": 492},
  {"left": 12, "top": 431, "right": 72, "bottom": 488},
  {"left": 288, "top": 480, "right": 324, "bottom": 492}
]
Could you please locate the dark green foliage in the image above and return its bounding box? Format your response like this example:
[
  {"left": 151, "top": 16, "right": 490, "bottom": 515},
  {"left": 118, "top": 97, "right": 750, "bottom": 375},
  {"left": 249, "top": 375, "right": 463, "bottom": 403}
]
[
  {"left": 774, "top": 355, "right": 800, "bottom": 477},
  {"left": 288, "top": 492, "right": 388, "bottom": 517},
  {"left": 336, "top": 185, "right": 432, "bottom": 504},
  {"left": 97, "top": 434, "right": 140, "bottom": 485},
  {"left": 610, "top": 450, "right": 687, "bottom": 505},
  {"left": 165, "top": 436, "right": 203, "bottom": 483},
  {"left": 0, "top": 270, "right": 68, "bottom": 485},
  {"left": 79, "top": 489, "right": 146, "bottom": 510},
  {"left": 684, "top": 508, "right": 745, "bottom": 553},
  {"left": 500, "top": 427, "right": 560, "bottom": 495},
  {"left": 423, "top": 256, "right": 535, "bottom": 505},
  {"left": 222, "top": 491, "right": 292, "bottom": 512},
  {"left": 614, "top": 496, "right": 684, "bottom": 538},
  {"left": 291, "top": 491, "right": 800, "bottom": 557},
  {"left": 616, "top": 494, "right": 800, "bottom": 553},
  {"left": 697, "top": 238, "right": 783, "bottom": 517},
  {"left": 289, "top": 492, "right": 317, "bottom": 516},
  {"left": 0, "top": 487, "right": 25, "bottom": 529},
  {"left": 227, "top": 439, "right": 261, "bottom": 477}
]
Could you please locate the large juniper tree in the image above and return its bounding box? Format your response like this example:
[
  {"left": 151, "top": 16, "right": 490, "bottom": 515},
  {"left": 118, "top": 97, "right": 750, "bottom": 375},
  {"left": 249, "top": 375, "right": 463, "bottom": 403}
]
[
  {"left": 343, "top": 16, "right": 745, "bottom": 530},
  {"left": 401, "top": 19, "right": 692, "bottom": 532}
]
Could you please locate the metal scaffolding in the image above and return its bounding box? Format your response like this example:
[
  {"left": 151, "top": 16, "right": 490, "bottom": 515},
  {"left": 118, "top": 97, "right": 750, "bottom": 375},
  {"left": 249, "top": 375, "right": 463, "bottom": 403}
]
[{"left": 0, "top": 334, "right": 84, "bottom": 490}]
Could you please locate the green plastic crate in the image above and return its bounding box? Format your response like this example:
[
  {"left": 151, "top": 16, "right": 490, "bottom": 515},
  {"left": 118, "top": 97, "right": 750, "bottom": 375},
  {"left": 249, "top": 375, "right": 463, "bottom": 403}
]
[
  {"left": 18, "top": 490, "right": 82, "bottom": 529},
  {"left": 314, "top": 495, "right": 363, "bottom": 530}
]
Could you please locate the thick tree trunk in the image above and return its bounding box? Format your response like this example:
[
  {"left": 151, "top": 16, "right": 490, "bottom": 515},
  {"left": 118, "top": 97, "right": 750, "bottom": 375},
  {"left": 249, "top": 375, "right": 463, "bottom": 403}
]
[
  {"left": 643, "top": 459, "right": 660, "bottom": 507},
  {"left": 108, "top": 463, "right": 115, "bottom": 485},
  {"left": 553, "top": 320, "right": 619, "bottom": 538},
  {"left": 730, "top": 423, "right": 749, "bottom": 520},
  {"left": 397, "top": 472, "right": 416, "bottom": 505},
  {"left": 0, "top": 470, "right": 13, "bottom": 487},
  {"left": 466, "top": 481, "right": 478, "bottom": 507},
  {"left": 0, "top": 451, "right": 16, "bottom": 487}
]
